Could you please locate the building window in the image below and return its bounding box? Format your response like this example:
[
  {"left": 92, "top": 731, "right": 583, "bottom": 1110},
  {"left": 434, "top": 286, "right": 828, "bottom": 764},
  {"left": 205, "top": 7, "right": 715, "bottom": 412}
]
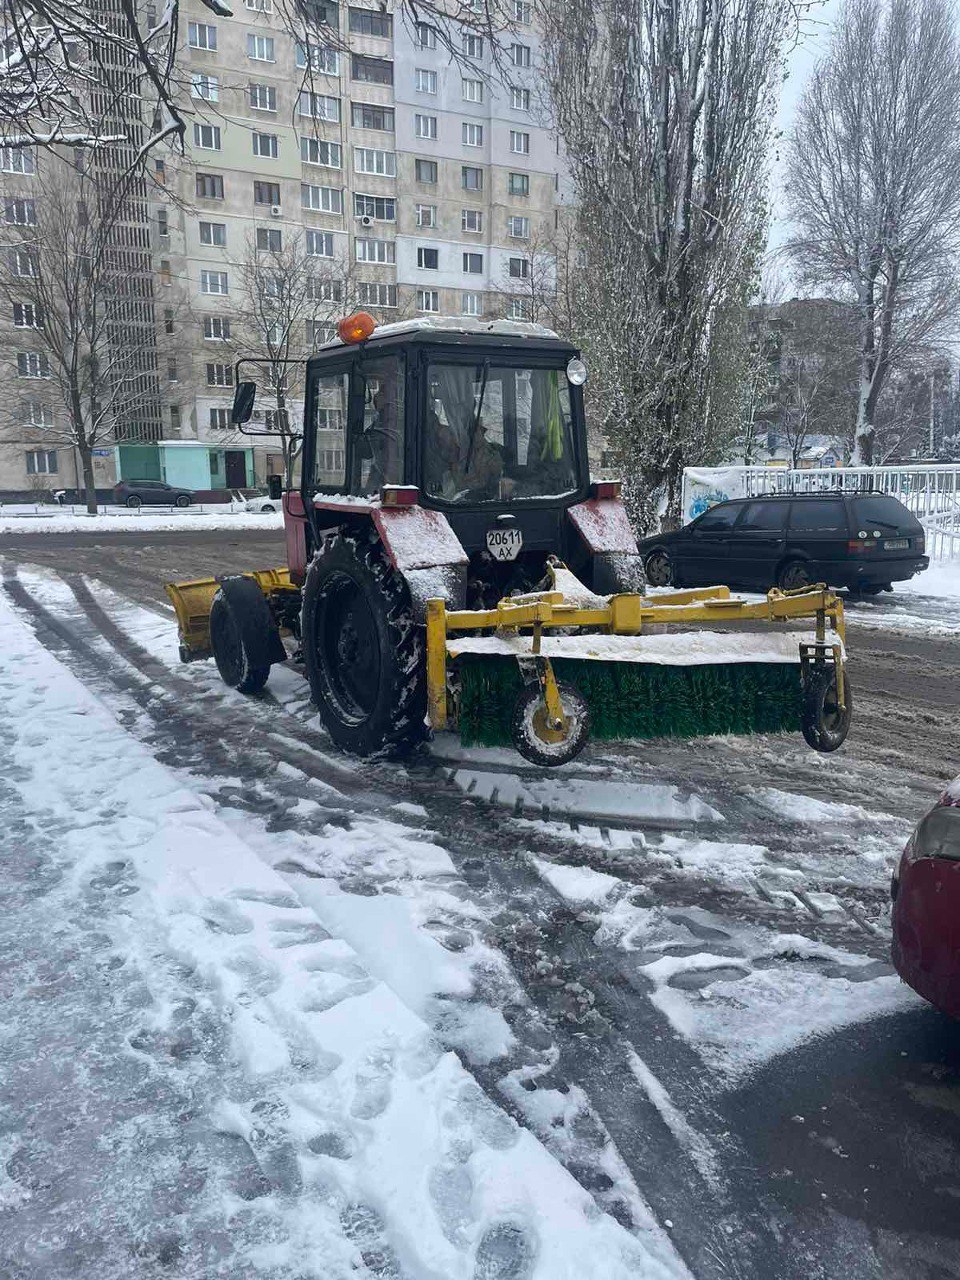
[
  {"left": 201, "top": 269, "right": 229, "bottom": 294},
  {"left": 415, "top": 203, "right": 436, "bottom": 227},
  {"left": 306, "top": 229, "right": 335, "bottom": 256},
  {"left": 167, "top": 357, "right": 179, "bottom": 382},
  {"left": 462, "top": 77, "right": 483, "bottom": 103},
  {"left": 513, "top": 0, "right": 531, "bottom": 19},
  {"left": 415, "top": 158, "right": 438, "bottom": 184},
  {"left": 351, "top": 102, "right": 394, "bottom": 130},
  {"left": 508, "top": 296, "right": 529, "bottom": 320},
  {"left": 154, "top": 158, "right": 166, "bottom": 182},
  {"left": 199, "top": 220, "right": 226, "bottom": 245},
  {"left": 17, "top": 352, "right": 50, "bottom": 378},
  {"left": 12, "top": 302, "right": 41, "bottom": 327},
  {"left": 245, "top": 0, "right": 274, "bottom": 13},
  {"left": 461, "top": 166, "right": 483, "bottom": 191},
  {"left": 416, "top": 68, "right": 437, "bottom": 94},
  {"left": 510, "top": 43, "right": 531, "bottom": 67},
  {"left": 247, "top": 34, "right": 273, "bottom": 60},
  {"left": 354, "top": 193, "right": 396, "bottom": 221},
  {"left": 188, "top": 21, "right": 217, "bottom": 49},
  {"left": 301, "top": 138, "right": 341, "bottom": 168},
  {"left": 206, "top": 362, "right": 234, "bottom": 387},
  {"left": 1, "top": 146, "right": 35, "bottom": 174},
  {"left": 462, "top": 252, "right": 483, "bottom": 274},
  {"left": 508, "top": 215, "right": 530, "bottom": 239},
  {"left": 299, "top": 91, "right": 340, "bottom": 121},
  {"left": 418, "top": 246, "right": 439, "bottom": 270},
  {"left": 461, "top": 208, "right": 483, "bottom": 232},
  {"left": 203, "top": 316, "right": 231, "bottom": 340},
  {"left": 163, "top": 308, "right": 175, "bottom": 335},
  {"left": 159, "top": 259, "right": 172, "bottom": 285},
  {"left": 157, "top": 208, "right": 169, "bottom": 238},
  {"left": 462, "top": 34, "right": 483, "bottom": 58},
  {"left": 461, "top": 292, "right": 481, "bottom": 317},
  {"left": 307, "top": 323, "right": 336, "bottom": 350},
  {"left": 26, "top": 449, "right": 57, "bottom": 475},
  {"left": 510, "top": 130, "right": 530, "bottom": 154},
  {"left": 302, "top": 183, "right": 342, "bottom": 213},
  {"left": 357, "top": 281, "right": 397, "bottom": 308},
  {"left": 354, "top": 147, "right": 396, "bottom": 176},
  {"left": 415, "top": 114, "right": 438, "bottom": 140},
  {"left": 191, "top": 73, "right": 219, "bottom": 100},
  {"left": 193, "top": 122, "right": 221, "bottom": 150},
  {"left": 9, "top": 249, "right": 36, "bottom": 277},
  {"left": 348, "top": 6, "right": 391, "bottom": 36},
  {"left": 210, "top": 407, "right": 230, "bottom": 429},
  {"left": 509, "top": 256, "right": 530, "bottom": 279},
  {"left": 511, "top": 86, "right": 530, "bottom": 111},
  {"left": 415, "top": 22, "right": 437, "bottom": 48},
  {"left": 355, "top": 237, "right": 395, "bottom": 263},
  {"left": 417, "top": 289, "right": 439, "bottom": 313},
  {"left": 252, "top": 131, "right": 279, "bottom": 158},
  {"left": 351, "top": 54, "right": 393, "bottom": 85},
  {"left": 24, "top": 400, "right": 53, "bottom": 426},
  {"left": 254, "top": 180, "right": 281, "bottom": 205},
  {"left": 256, "top": 226, "right": 282, "bottom": 251},
  {"left": 462, "top": 122, "right": 483, "bottom": 147},
  {"left": 508, "top": 171, "right": 529, "bottom": 197},
  {"left": 306, "top": 278, "right": 342, "bottom": 303},
  {"left": 196, "top": 171, "right": 224, "bottom": 199},
  {"left": 249, "top": 83, "right": 276, "bottom": 111},
  {"left": 296, "top": 41, "right": 339, "bottom": 73},
  {"left": 4, "top": 198, "right": 35, "bottom": 225}
]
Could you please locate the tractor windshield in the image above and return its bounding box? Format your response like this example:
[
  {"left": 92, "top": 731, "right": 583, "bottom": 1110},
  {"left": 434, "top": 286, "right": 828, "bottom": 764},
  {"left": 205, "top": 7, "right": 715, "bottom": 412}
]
[{"left": 424, "top": 362, "right": 579, "bottom": 503}]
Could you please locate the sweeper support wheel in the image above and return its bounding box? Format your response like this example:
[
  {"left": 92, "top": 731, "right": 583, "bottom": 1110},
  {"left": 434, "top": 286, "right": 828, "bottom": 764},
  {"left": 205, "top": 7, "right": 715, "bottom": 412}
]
[{"left": 510, "top": 659, "right": 590, "bottom": 767}]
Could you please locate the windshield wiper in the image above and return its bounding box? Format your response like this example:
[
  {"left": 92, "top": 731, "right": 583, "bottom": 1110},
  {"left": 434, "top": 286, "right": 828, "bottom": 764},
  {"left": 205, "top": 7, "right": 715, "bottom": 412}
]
[{"left": 464, "top": 360, "right": 490, "bottom": 475}]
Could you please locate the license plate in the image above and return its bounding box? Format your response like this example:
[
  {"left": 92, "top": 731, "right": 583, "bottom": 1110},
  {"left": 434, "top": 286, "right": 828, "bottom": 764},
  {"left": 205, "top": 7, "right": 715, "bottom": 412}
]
[
  {"left": 486, "top": 526, "right": 523, "bottom": 561},
  {"left": 884, "top": 538, "right": 909, "bottom": 551}
]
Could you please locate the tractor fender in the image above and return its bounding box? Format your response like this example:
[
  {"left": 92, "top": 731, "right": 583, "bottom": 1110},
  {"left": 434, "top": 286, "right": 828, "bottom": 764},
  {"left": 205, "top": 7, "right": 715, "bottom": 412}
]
[
  {"left": 566, "top": 498, "right": 644, "bottom": 594},
  {"left": 216, "top": 575, "right": 287, "bottom": 668},
  {"left": 313, "top": 498, "right": 468, "bottom": 617}
]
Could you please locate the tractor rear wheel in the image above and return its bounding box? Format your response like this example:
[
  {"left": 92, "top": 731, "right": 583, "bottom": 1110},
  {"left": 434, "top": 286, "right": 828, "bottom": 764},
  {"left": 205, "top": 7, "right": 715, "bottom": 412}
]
[{"left": 302, "top": 528, "right": 426, "bottom": 758}]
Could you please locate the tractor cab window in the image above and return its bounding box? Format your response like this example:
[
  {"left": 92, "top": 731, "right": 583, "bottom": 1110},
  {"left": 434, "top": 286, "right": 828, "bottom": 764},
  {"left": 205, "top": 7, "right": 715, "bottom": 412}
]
[
  {"left": 355, "top": 357, "right": 404, "bottom": 494},
  {"left": 312, "top": 371, "right": 348, "bottom": 489},
  {"left": 423, "top": 362, "right": 578, "bottom": 503}
]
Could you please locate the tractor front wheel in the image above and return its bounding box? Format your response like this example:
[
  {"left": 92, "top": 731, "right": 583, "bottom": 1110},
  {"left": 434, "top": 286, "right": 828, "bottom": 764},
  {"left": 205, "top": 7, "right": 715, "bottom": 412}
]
[
  {"left": 302, "top": 529, "right": 426, "bottom": 758},
  {"left": 209, "top": 586, "right": 271, "bottom": 694}
]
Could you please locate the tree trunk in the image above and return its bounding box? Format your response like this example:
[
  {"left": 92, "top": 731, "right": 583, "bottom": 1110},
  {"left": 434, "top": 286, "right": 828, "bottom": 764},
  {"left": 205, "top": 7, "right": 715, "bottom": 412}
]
[{"left": 78, "top": 445, "right": 98, "bottom": 514}]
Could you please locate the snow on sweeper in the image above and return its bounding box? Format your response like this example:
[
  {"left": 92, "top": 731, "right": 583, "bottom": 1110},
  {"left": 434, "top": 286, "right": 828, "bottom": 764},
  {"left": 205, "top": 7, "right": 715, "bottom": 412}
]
[{"left": 165, "top": 312, "right": 853, "bottom": 767}]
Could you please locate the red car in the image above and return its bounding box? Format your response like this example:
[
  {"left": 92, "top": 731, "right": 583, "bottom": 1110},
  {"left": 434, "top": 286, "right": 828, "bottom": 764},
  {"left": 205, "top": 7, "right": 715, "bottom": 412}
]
[{"left": 892, "top": 778, "right": 960, "bottom": 1017}]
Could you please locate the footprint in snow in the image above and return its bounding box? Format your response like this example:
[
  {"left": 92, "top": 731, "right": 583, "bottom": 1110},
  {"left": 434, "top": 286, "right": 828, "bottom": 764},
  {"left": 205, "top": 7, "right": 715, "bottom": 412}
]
[
  {"left": 199, "top": 898, "right": 253, "bottom": 936},
  {"left": 456, "top": 1083, "right": 519, "bottom": 1151},
  {"left": 340, "top": 1203, "right": 405, "bottom": 1278},
  {"left": 473, "top": 1222, "right": 538, "bottom": 1280},
  {"left": 230, "top": 887, "right": 301, "bottom": 910},
  {"left": 224, "top": 949, "right": 282, "bottom": 998},
  {"left": 429, "top": 1158, "right": 475, "bottom": 1247},
  {"left": 350, "top": 1048, "right": 395, "bottom": 1120},
  {"left": 269, "top": 919, "right": 332, "bottom": 948}
]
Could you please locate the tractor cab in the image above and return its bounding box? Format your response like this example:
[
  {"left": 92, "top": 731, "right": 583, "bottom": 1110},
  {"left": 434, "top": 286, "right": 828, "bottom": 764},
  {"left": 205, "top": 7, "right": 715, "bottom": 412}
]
[{"left": 233, "top": 313, "right": 641, "bottom": 608}]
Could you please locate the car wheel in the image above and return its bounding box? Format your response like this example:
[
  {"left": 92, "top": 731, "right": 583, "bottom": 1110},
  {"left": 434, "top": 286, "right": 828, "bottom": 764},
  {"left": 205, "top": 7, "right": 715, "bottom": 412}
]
[
  {"left": 259, "top": 503, "right": 275, "bottom": 513},
  {"left": 801, "top": 665, "right": 853, "bottom": 752},
  {"left": 644, "top": 548, "right": 675, "bottom": 588},
  {"left": 125, "top": 495, "right": 142, "bottom": 509},
  {"left": 777, "top": 558, "right": 811, "bottom": 592},
  {"left": 175, "top": 494, "right": 190, "bottom": 509}
]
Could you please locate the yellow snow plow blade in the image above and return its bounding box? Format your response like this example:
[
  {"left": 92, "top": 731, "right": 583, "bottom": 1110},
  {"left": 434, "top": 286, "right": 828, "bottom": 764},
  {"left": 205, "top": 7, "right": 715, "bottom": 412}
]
[{"left": 165, "top": 567, "right": 291, "bottom": 662}]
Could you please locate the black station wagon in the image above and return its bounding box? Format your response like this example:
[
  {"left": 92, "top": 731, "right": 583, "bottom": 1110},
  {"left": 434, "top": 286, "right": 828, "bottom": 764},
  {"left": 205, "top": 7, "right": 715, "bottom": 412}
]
[{"left": 639, "top": 492, "right": 928, "bottom": 593}]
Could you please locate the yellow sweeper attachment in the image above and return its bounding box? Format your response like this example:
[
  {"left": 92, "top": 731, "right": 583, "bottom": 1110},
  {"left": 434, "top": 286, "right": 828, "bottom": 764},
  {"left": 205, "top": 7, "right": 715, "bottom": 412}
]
[{"left": 426, "top": 565, "right": 849, "bottom": 766}]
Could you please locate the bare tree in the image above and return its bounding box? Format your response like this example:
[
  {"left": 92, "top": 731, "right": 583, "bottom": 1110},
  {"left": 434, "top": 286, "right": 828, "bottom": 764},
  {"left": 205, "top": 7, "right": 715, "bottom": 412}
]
[
  {"left": 0, "top": 152, "right": 168, "bottom": 510},
  {"left": 773, "top": 300, "right": 858, "bottom": 466},
  {"left": 541, "top": 0, "right": 795, "bottom": 525},
  {"left": 785, "top": 0, "right": 960, "bottom": 464}
]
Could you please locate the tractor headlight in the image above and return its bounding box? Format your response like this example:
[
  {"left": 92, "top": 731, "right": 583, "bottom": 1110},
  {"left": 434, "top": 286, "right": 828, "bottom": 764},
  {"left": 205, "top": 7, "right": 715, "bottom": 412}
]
[{"left": 566, "top": 357, "right": 587, "bottom": 386}]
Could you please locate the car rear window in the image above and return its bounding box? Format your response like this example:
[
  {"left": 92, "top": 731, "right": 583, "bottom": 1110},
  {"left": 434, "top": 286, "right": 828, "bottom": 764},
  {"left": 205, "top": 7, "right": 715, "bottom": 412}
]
[
  {"left": 736, "top": 500, "right": 787, "bottom": 532},
  {"left": 788, "top": 499, "right": 847, "bottom": 532},
  {"left": 694, "top": 503, "right": 741, "bottom": 532},
  {"left": 912, "top": 805, "right": 960, "bottom": 863},
  {"left": 852, "top": 494, "right": 919, "bottom": 531}
]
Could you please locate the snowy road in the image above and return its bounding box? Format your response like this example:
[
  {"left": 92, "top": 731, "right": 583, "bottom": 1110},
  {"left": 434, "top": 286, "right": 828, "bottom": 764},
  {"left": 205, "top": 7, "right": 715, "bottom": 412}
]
[{"left": 2, "top": 530, "right": 960, "bottom": 1279}]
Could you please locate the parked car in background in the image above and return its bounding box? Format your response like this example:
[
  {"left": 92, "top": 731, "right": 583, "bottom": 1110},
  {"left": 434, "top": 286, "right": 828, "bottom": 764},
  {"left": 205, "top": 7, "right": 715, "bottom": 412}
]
[
  {"left": 240, "top": 494, "right": 279, "bottom": 513},
  {"left": 892, "top": 779, "right": 960, "bottom": 1018},
  {"left": 639, "top": 492, "right": 928, "bottom": 593},
  {"left": 113, "top": 480, "right": 193, "bottom": 509}
]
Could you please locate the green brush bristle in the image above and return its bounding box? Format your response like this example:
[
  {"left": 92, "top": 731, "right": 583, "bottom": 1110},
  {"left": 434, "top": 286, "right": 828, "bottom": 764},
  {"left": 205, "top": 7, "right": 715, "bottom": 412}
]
[{"left": 457, "top": 657, "right": 803, "bottom": 749}]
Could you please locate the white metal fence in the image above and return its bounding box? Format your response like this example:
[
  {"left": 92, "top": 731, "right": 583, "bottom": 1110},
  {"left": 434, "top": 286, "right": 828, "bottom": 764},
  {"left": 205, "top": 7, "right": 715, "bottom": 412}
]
[{"left": 681, "top": 464, "right": 960, "bottom": 560}]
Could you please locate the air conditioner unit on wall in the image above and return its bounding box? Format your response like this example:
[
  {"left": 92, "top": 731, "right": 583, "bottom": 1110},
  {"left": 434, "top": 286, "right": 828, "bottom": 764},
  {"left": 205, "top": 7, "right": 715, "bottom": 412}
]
[
  {"left": 270, "top": 204, "right": 282, "bottom": 218},
  {"left": 358, "top": 214, "right": 374, "bottom": 227}
]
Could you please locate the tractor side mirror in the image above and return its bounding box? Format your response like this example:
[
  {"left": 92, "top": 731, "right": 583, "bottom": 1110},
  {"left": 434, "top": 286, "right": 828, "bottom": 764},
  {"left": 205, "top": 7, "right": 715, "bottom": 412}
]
[
  {"left": 232, "top": 381, "right": 256, "bottom": 424},
  {"left": 267, "top": 474, "right": 283, "bottom": 500}
]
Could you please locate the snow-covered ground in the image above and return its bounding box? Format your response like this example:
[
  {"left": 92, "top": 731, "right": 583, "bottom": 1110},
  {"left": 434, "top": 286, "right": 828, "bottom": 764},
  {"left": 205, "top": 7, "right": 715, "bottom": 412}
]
[
  {"left": 0, "top": 504, "right": 283, "bottom": 533},
  {"left": 0, "top": 587, "right": 684, "bottom": 1280},
  {"left": 844, "top": 562, "right": 960, "bottom": 637}
]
